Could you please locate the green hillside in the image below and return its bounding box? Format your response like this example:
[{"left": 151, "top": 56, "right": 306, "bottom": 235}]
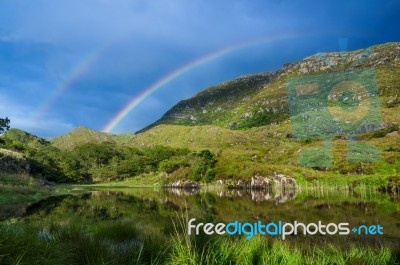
[
  {"left": 140, "top": 72, "right": 274, "bottom": 131},
  {"left": 1, "top": 42, "right": 399, "bottom": 185},
  {"left": 1, "top": 128, "right": 50, "bottom": 150},
  {"left": 129, "top": 42, "right": 400, "bottom": 181},
  {"left": 51, "top": 126, "right": 117, "bottom": 150},
  {"left": 143, "top": 42, "right": 400, "bottom": 131}
]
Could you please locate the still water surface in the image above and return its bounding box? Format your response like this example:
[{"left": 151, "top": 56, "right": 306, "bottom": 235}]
[{"left": 1, "top": 186, "right": 399, "bottom": 251}]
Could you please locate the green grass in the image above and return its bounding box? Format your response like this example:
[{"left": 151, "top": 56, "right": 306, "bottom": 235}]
[
  {"left": 126, "top": 119, "right": 400, "bottom": 183},
  {"left": 167, "top": 235, "right": 396, "bottom": 265},
  {"left": 0, "top": 222, "right": 165, "bottom": 265},
  {"left": 51, "top": 126, "right": 119, "bottom": 150},
  {"left": 0, "top": 179, "right": 399, "bottom": 265},
  {"left": 165, "top": 210, "right": 398, "bottom": 265},
  {"left": 75, "top": 172, "right": 163, "bottom": 188},
  {"left": 80, "top": 170, "right": 400, "bottom": 191},
  {"left": 0, "top": 220, "right": 397, "bottom": 265},
  {"left": 0, "top": 174, "right": 52, "bottom": 205}
]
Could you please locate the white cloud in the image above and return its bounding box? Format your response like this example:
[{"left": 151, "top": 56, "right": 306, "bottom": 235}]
[{"left": 0, "top": 95, "right": 74, "bottom": 138}]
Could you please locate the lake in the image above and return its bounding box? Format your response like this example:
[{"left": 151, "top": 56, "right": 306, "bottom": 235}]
[{"left": 0, "top": 185, "right": 399, "bottom": 264}]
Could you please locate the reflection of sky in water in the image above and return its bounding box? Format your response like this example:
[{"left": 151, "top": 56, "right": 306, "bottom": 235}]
[{"left": 0, "top": 187, "right": 399, "bottom": 251}]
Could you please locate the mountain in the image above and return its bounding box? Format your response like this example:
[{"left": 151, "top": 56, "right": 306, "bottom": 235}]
[
  {"left": 142, "top": 42, "right": 400, "bottom": 132},
  {"left": 53, "top": 42, "right": 400, "bottom": 155},
  {"left": 125, "top": 42, "right": 400, "bottom": 178},
  {"left": 51, "top": 126, "right": 116, "bottom": 150},
  {"left": 139, "top": 72, "right": 274, "bottom": 132},
  {"left": 2, "top": 128, "right": 50, "bottom": 149},
  {"left": 51, "top": 126, "right": 134, "bottom": 150},
  {"left": 1, "top": 42, "right": 398, "bottom": 184},
  {"left": 35, "top": 42, "right": 400, "bottom": 181}
]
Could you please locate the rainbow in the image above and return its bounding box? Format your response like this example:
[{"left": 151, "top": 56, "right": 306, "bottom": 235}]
[
  {"left": 102, "top": 33, "right": 300, "bottom": 133},
  {"left": 34, "top": 47, "right": 107, "bottom": 118}
]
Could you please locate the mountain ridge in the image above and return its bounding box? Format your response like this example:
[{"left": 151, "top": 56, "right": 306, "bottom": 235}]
[
  {"left": 1, "top": 41, "right": 399, "bottom": 183},
  {"left": 138, "top": 42, "right": 400, "bottom": 133},
  {"left": 138, "top": 72, "right": 275, "bottom": 133},
  {"left": 50, "top": 42, "right": 400, "bottom": 151}
]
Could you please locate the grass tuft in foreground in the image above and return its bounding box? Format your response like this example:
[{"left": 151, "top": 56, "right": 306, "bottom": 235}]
[
  {"left": 167, "top": 234, "right": 397, "bottom": 265},
  {"left": 0, "top": 219, "right": 398, "bottom": 265}
]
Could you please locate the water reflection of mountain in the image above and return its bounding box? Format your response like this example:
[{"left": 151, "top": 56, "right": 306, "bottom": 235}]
[
  {"left": 163, "top": 187, "right": 297, "bottom": 203},
  {"left": 1, "top": 186, "right": 399, "bottom": 252}
]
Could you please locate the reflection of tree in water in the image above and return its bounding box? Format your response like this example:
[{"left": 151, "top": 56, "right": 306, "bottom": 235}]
[
  {"left": 15, "top": 191, "right": 164, "bottom": 223},
  {"left": 2, "top": 186, "right": 399, "bottom": 253}
]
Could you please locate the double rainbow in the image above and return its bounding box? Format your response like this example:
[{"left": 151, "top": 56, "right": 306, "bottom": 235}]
[
  {"left": 102, "top": 33, "right": 299, "bottom": 133},
  {"left": 33, "top": 33, "right": 303, "bottom": 133}
]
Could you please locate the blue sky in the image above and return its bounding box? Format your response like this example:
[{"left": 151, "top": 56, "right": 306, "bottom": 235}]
[{"left": 0, "top": 0, "right": 398, "bottom": 137}]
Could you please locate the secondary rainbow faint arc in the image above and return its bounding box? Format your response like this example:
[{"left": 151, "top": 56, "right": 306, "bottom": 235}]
[
  {"left": 34, "top": 48, "right": 106, "bottom": 118},
  {"left": 102, "top": 34, "right": 296, "bottom": 133}
]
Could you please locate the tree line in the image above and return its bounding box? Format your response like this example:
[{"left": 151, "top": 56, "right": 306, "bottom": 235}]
[{"left": 0, "top": 122, "right": 216, "bottom": 184}]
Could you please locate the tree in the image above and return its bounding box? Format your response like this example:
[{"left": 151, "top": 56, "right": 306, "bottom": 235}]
[
  {"left": 190, "top": 149, "right": 217, "bottom": 182},
  {"left": 0, "top": 117, "right": 10, "bottom": 134}
]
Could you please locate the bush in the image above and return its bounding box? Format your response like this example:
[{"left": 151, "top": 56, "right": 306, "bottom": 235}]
[{"left": 333, "top": 162, "right": 377, "bottom": 175}]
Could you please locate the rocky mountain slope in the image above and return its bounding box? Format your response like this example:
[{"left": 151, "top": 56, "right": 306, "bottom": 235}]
[
  {"left": 140, "top": 72, "right": 274, "bottom": 131},
  {"left": 127, "top": 42, "right": 400, "bottom": 178},
  {"left": 142, "top": 42, "right": 400, "bottom": 131},
  {"left": 10, "top": 42, "right": 398, "bottom": 182}
]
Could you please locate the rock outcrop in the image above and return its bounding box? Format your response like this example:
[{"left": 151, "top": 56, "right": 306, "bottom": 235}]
[
  {"left": 0, "top": 148, "right": 30, "bottom": 174},
  {"left": 162, "top": 179, "right": 200, "bottom": 189},
  {"left": 218, "top": 172, "right": 296, "bottom": 190}
]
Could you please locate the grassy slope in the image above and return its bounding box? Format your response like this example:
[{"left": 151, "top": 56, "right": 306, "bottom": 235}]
[
  {"left": 140, "top": 43, "right": 400, "bottom": 130},
  {"left": 51, "top": 126, "right": 117, "bottom": 150},
  {"left": 141, "top": 73, "right": 274, "bottom": 131},
  {"left": 51, "top": 126, "right": 134, "bottom": 150},
  {"left": 46, "top": 42, "right": 400, "bottom": 184},
  {"left": 129, "top": 43, "right": 400, "bottom": 182}
]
